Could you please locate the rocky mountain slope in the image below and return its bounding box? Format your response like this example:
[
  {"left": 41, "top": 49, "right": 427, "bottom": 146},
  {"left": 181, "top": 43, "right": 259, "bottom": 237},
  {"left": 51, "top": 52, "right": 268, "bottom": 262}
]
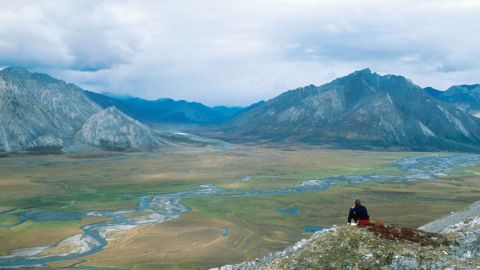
[
  {"left": 85, "top": 91, "right": 238, "bottom": 125},
  {"left": 0, "top": 67, "right": 165, "bottom": 152},
  {"left": 224, "top": 69, "right": 480, "bottom": 152},
  {"left": 426, "top": 85, "right": 480, "bottom": 118},
  {"left": 213, "top": 201, "right": 480, "bottom": 270},
  {"left": 0, "top": 67, "right": 101, "bottom": 152},
  {"left": 4, "top": 66, "right": 480, "bottom": 153},
  {"left": 75, "top": 107, "right": 162, "bottom": 151}
]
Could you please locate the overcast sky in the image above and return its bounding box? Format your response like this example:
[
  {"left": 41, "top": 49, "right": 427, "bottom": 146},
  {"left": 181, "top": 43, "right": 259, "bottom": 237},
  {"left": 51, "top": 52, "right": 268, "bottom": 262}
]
[{"left": 1, "top": 0, "right": 479, "bottom": 106}]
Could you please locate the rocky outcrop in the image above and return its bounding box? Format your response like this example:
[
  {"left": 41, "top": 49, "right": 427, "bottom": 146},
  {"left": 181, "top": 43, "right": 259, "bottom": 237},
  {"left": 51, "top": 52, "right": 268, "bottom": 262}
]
[
  {"left": 0, "top": 67, "right": 100, "bottom": 152},
  {"left": 420, "top": 201, "right": 480, "bottom": 233},
  {"left": 212, "top": 201, "right": 480, "bottom": 270},
  {"left": 225, "top": 69, "right": 480, "bottom": 152},
  {"left": 75, "top": 107, "right": 161, "bottom": 151}
]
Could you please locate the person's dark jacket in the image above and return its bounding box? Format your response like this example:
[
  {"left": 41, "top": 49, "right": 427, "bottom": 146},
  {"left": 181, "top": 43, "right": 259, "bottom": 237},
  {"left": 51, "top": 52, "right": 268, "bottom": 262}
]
[{"left": 348, "top": 204, "right": 369, "bottom": 223}]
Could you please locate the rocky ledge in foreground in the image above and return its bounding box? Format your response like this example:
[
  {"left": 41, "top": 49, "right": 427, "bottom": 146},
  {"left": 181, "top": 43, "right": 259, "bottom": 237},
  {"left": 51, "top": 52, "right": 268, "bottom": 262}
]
[{"left": 213, "top": 203, "right": 480, "bottom": 270}]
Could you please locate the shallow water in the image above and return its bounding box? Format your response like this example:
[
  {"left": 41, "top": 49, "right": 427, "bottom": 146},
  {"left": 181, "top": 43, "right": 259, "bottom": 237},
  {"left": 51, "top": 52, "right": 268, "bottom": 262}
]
[
  {"left": 19, "top": 211, "right": 84, "bottom": 222},
  {"left": 1, "top": 154, "right": 480, "bottom": 268},
  {"left": 303, "top": 226, "right": 324, "bottom": 232},
  {"left": 275, "top": 208, "right": 298, "bottom": 215}
]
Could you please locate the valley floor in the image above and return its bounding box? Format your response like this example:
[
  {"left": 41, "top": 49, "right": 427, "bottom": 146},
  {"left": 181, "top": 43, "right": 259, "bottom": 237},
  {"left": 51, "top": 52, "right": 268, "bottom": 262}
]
[{"left": 0, "top": 146, "right": 480, "bottom": 269}]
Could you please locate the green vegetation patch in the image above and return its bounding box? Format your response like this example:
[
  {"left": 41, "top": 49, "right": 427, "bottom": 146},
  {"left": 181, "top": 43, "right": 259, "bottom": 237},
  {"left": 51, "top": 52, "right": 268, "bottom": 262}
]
[{"left": 0, "top": 216, "right": 110, "bottom": 255}]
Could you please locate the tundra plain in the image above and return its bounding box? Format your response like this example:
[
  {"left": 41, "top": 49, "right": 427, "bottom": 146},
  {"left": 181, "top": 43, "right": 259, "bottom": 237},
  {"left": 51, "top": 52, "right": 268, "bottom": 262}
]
[{"left": 1, "top": 146, "right": 480, "bottom": 269}]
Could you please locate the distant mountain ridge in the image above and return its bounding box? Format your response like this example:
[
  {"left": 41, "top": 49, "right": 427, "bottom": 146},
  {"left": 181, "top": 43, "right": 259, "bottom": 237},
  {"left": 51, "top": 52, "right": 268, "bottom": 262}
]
[
  {"left": 224, "top": 69, "right": 480, "bottom": 152},
  {"left": 0, "top": 67, "right": 246, "bottom": 153},
  {"left": 211, "top": 106, "right": 243, "bottom": 118},
  {"left": 85, "top": 91, "right": 242, "bottom": 125},
  {"left": 3, "top": 66, "right": 480, "bottom": 153},
  {"left": 425, "top": 84, "right": 480, "bottom": 117}
]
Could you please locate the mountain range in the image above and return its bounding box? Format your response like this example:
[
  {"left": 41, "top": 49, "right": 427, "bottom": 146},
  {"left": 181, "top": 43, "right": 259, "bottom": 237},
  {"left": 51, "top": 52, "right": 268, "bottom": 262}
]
[
  {"left": 0, "top": 67, "right": 245, "bottom": 152},
  {"left": 2, "top": 66, "right": 480, "bottom": 152},
  {"left": 85, "top": 91, "right": 242, "bottom": 125},
  {"left": 425, "top": 84, "right": 480, "bottom": 117},
  {"left": 223, "top": 69, "right": 480, "bottom": 151}
]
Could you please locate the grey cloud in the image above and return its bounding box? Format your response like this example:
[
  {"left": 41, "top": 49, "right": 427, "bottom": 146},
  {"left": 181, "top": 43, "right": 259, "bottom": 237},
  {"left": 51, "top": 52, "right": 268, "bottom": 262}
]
[
  {"left": 435, "top": 54, "right": 479, "bottom": 73},
  {"left": 0, "top": 0, "right": 480, "bottom": 105},
  {"left": 0, "top": 1, "right": 145, "bottom": 71}
]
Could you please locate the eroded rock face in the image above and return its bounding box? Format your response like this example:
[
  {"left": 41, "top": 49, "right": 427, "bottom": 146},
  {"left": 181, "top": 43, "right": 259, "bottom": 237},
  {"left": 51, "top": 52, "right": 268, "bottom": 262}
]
[
  {"left": 0, "top": 67, "right": 100, "bottom": 152},
  {"left": 226, "top": 69, "right": 480, "bottom": 152},
  {"left": 426, "top": 84, "right": 480, "bottom": 118},
  {"left": 0, "top": 67, "right": 163, "bottom": 152},
  {"left": 75, "top": 107, "right": 161, "bottom": 151}
]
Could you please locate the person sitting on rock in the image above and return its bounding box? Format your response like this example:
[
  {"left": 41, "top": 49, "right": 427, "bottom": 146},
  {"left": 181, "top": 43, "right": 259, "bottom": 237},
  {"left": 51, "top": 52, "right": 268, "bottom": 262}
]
[{"left": 348, "top": 199, "right": 370, "bottom": 225}]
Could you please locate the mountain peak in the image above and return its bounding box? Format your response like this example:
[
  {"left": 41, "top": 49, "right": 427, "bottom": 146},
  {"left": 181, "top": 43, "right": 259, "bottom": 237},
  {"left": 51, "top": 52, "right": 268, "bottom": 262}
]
[
  {"left": 345, "top": 69, "right": 410, "bottom": 81},
  {"left": 76, "top": 106, "right": 160, "bottom": 151},
  {"left": 340, "top": 68, "right": 380, "bottom": 81},
  {"left": 98, "top": 106, "right": 136, "bottom": 122},
  {"left": 333, "top": 69, "right": 416, "bottom": 90},
  {"left": 1, "top": 66, "right": 29, "bottom": 73},
  {"left": 354, "top": 68, "right": 372, "bottom": 75},
  {"left": 0, "top": 67, "right": 61, "bottom": 84},
  {"left": 0, "top": 67, "right": 31, "bottom": 78},
  {"left": 330, "top": 68, "right": 382, "bottom": 87},
  {"left": 226, "top": 68, "right": 480, "bottom": 152}
]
